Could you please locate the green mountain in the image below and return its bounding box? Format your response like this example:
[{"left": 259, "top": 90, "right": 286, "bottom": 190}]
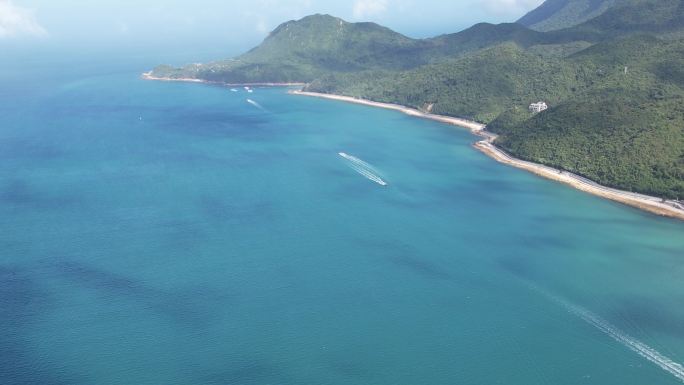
[
  {"left": 521, "top": 0, "right": 684, "bottom": 37},
  {"left": 569, "top": 0, "right": 684, "bottom": 38},
  {"left": 518, "top": 0, "right": 620, "bottom": 31},
  {"left": 306, "top": 42, "right": 582, "bottom": 123},
  {"left": 151, "top": 15, "right": 595, "bottom": 83},
  {"left": 426, "top": 22, "right": 595, "bottom": 57},
  {"left": 150, "top": 3, "right": 684, "bottom": 199},
  {"left": 151, "top": 14, "right": 430, "bottom": 83}
]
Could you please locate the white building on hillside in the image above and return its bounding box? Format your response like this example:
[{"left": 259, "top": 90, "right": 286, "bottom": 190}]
[{"left": 529, "top": 101, "right": 548, "bottom": 113}]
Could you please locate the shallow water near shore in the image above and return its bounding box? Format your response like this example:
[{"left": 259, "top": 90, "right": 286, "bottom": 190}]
[{"left": 1, "top": 53, "right": 684, "bottom": 385}]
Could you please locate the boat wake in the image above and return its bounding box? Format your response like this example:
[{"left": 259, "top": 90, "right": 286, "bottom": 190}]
[
  {"left": 246, "top": 99, "right": 266, "bottom": 111},
  {"left": 546, "top": 292, "right": 684, "bottom": 383},
  {"left": 338, "top": 152, "right": 388, "bottom": 186}
]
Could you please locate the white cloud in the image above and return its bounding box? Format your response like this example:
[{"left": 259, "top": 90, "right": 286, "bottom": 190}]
[
  {"left": 353, "top": 0, "right": 389, "bottom": 20},
  {"left": 256, "top": 18, "right": 269, "bottom": 34},
  {"left": 479, "top": 0, "right": 544, "bottom": 16},
  {"left": 0, "top": 0, "right": 47, "bottom": 38}
]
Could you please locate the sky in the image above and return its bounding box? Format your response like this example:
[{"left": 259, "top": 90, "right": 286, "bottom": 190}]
[{"left": 1, "top": 0, "right": 544, "bottom": 56}]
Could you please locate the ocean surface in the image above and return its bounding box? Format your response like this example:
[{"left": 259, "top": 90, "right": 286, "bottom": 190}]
[{"left": 1, "top": 51, "right": 684, "bottom": 385}]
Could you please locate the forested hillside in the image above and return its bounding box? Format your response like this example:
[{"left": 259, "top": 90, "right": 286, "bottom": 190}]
[
  {"left": 517, "top": 0, "right": 619, "bottom": 31},
  {"left": 489, "top": 36, "right": 684, "bottom": 199}
]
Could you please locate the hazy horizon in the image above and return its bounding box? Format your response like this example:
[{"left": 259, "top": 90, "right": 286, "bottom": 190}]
[{"left": 2, "top": 0, "right": 544, "bottom": 57}]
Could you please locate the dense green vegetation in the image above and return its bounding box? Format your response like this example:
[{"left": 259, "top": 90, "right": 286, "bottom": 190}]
[
  {"left": 489, "top": 36, "right": 684, "bottom": 199},
  {"left": 493, "top": 94, "right": 684, "bottom": 198},
  {"left": 518, "top": 0, "right": 619, "bottom": 31},
  {"left": 151, "top": 14, "right": 435, "bottom": 83},
  {"left": 151, "top": 0, "right": 684, "bottom": 198},
  {"left": 516, "top": 0, "right": 684, "bottom": 36},
  {"left": 570, "top": 0, "right": 684, "bottom": 38},
  {"left": 306, "top": 43, "right": 582, "bottom": 122},
  {"left": 150, "top": 16, "right": 598, "bottom": 83}
]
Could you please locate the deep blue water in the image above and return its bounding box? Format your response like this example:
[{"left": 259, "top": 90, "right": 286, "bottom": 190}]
[{"left": 1, "top": 52, "right": 684, "bottom": 385}]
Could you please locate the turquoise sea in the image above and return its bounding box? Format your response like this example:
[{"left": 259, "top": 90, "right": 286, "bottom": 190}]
[{"left": 1, "top": 51, "right": 684, "bottom": 385}]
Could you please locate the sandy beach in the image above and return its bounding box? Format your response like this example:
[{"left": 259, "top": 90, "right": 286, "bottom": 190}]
[
  {"left": 292, "top": 90, "right": 486, "bottom": 132},
  {"left": 292, "top": 90, "right": 684, "bottom": 221}
]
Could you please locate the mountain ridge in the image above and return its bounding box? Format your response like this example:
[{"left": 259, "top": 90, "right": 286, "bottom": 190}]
[
  {"left": 150, "top": 15, "right": 602, "bottom": 83},
  {"left": 517, "top": 0, "right": 619, "bottom": 31}
]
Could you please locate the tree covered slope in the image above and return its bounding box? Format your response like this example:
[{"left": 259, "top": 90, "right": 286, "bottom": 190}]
[
  {"left": 151, "top": 14, "right": 431, "bottom": 83},
  {"left": 488, "top": 36, "right": 684, "bottom": 198},
  {"left": 568, "top": 0, "right": 684, "bottom": 38},
  {"left": 305, "top": 43, "right": 582, "bottom": 122},
  {"left": 517, "top": 0, "right": 620, "bottom": 31},
  {"left": 149, "top": 15, "right": 598, "bottom": 83}
]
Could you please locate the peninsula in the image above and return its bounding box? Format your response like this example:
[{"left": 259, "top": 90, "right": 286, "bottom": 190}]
[{"left": 145, "top": 0, "right": 684, "bottom": 219}]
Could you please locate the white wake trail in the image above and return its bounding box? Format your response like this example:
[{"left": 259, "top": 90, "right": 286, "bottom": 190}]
[
  {"left": 546, "top": 292, "right": 684, "bottom": 383},
  {"left": 246, "top": 99, "right": 266, "bottom": 111},
  {"left": 340, "top": 152, "right": 382, "bottom": 175},
  {"left": 338, "top": 152, "right": 388, "bottom": 186}
]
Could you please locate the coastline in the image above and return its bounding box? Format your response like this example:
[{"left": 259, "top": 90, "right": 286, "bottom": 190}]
[
  {"left": 141, "top": 73, "right": 684, "bottom": 221},
  {"left": 292, "top": 90, "right": 684, "bottom": 221},
  {"left": 291, "top": 90, "right": 487, "bottom": 132},
  {"left": 474, "top": 141, "right": 684, "bottom": 220},
  {"left": 141, "top": 72, "right": 306, "bottom": 87}
]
